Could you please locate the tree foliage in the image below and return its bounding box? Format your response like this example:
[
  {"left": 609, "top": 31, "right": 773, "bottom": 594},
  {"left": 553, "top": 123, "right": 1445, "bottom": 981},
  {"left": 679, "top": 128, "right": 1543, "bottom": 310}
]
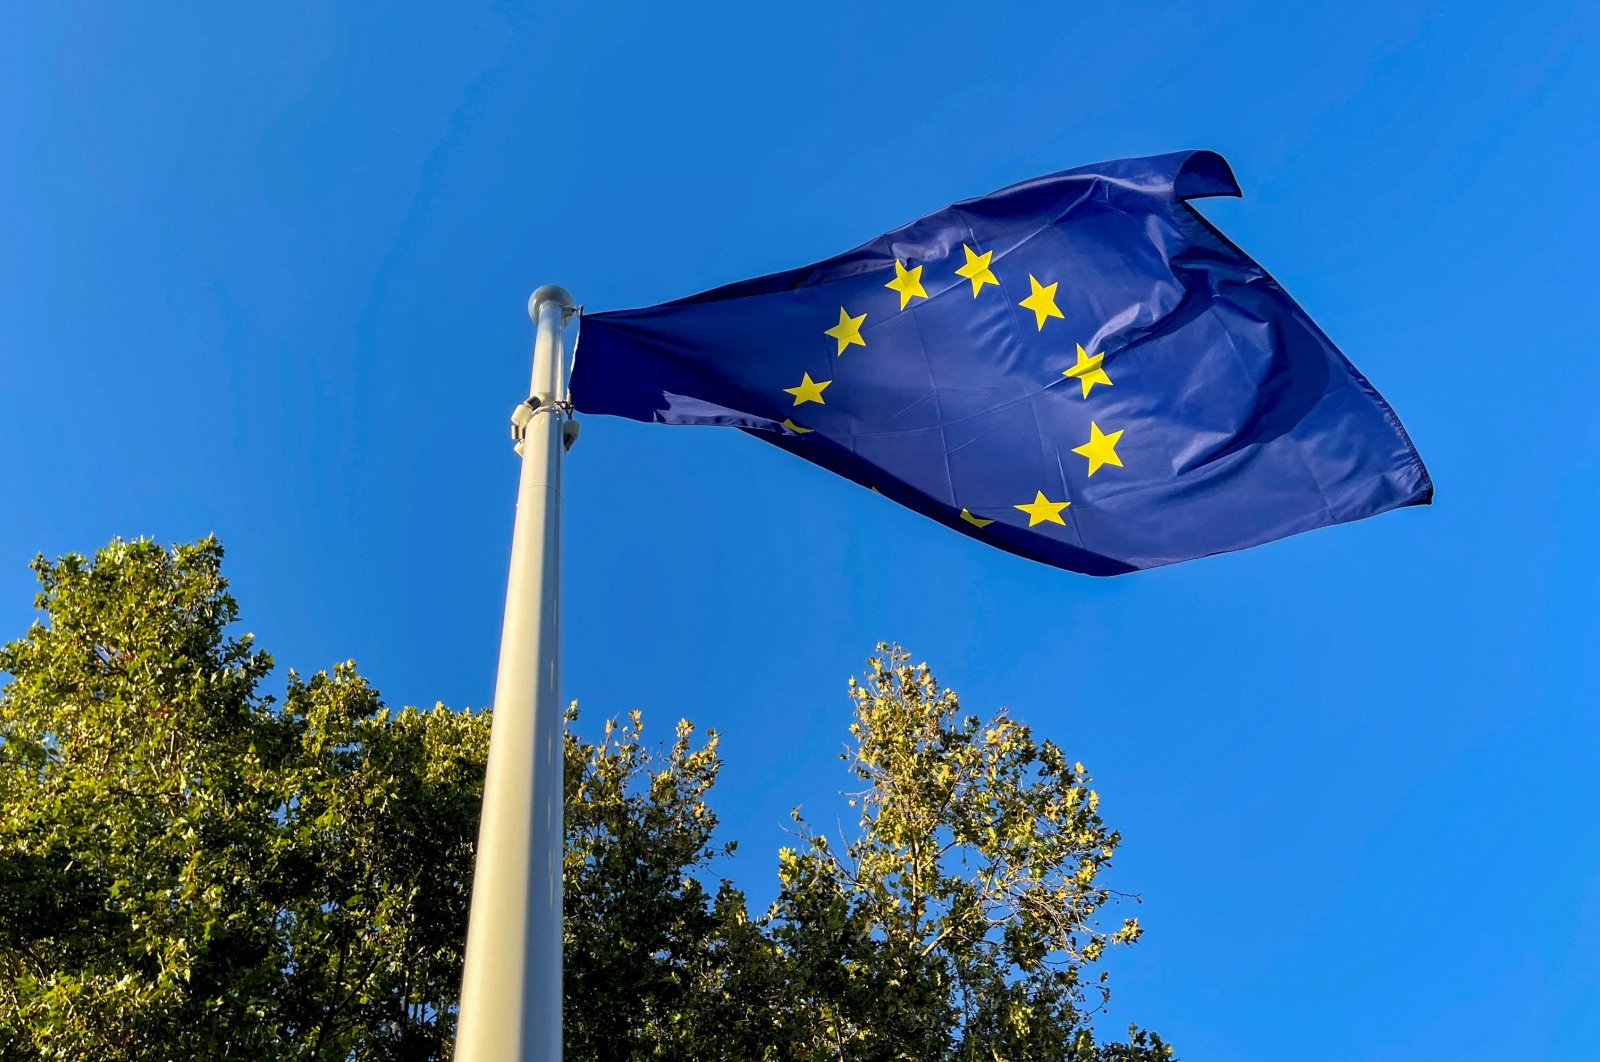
[
  {"left": 0, "top": 539, "right": 1170, "bottom": 1060},
  {"left": 561, "top": 647, "right": 1171, "bottom": 1062},
  {"left": 0, "top": 540, "right": 487, "bottom": 1059},
  {"left": 782, "top": 648, "right": 1164, "bottom": 1060}
]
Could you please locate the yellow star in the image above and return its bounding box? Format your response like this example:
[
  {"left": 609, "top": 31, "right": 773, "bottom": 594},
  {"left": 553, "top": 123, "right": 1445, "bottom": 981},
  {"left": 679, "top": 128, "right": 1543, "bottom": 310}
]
[
  {"left": 1018, "top": 274, "right": 1064, "bottom": 330},
  {"left": 954, "top": 244, "right": 998, "bottom": 296},
  {"left": 885, "top": 260, "right": 927, "bottom": 309},
  {"left": 1062, "top": 343, "right": 1112, "bottom": 398},
  {"left": 1013, "top": 490, "right": 1070, "bottom": 526},
  {"left": 780, "top": 418, "right": 813, "bottom": 434},
  {"left": 1072, "top": 422, "right": 1124, "bottom": 476},
  {"left": 959, "top": 508, "right": 995, "bottom": 528},
  {"left": 825, "top": 307, "right": 867, "bottom": 355},
  {"left": 783, "top": 372, "right": 831, "bottom": 406},
  {"left": 780, "top": 372, "right": 832, "bottom": 406}
]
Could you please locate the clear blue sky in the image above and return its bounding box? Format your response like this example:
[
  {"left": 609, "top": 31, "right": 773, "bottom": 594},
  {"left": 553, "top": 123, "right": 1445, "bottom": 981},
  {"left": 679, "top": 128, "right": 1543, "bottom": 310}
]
[{"left": 3, "top": 3, "right": 1597, "bottom": 1058}]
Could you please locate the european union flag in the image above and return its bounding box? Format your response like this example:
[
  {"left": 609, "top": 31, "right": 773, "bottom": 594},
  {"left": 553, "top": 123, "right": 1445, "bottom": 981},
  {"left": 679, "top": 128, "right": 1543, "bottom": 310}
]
[{"left": 569, "top": 151, "right": 1431, "bottom": 576}]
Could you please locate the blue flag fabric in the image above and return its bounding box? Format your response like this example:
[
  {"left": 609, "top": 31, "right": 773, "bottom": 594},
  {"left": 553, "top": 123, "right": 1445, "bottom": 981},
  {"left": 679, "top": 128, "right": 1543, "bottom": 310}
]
[{"left": 569, "top": 151, "right": 1431, "bottom": 576}]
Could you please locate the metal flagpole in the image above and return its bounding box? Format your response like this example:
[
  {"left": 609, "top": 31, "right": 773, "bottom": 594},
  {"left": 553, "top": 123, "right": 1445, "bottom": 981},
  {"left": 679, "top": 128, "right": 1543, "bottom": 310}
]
[{"left": 456, "top": 284, "right": 576, "bottom": 1062}]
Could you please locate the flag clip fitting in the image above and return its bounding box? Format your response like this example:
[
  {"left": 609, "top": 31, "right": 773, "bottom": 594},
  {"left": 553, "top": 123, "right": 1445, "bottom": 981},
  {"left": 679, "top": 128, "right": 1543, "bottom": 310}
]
[{"left": 511, "top": 394, "right": 577, "bottom": 455}]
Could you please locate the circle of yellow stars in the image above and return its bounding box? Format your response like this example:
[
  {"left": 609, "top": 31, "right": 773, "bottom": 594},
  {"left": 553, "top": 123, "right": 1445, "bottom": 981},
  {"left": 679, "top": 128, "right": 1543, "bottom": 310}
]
[{"left": 779, "top": 244, "right": 1126, "bottom": 534}]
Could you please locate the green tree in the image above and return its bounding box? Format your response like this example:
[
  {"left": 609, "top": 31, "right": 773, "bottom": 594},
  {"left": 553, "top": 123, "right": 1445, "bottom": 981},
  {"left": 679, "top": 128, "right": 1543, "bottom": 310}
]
[
  {"left": 769, "top": 646, "right": 1169, "bottom": 1061},
  {"left": 557, "top": 647, "right": 1171, "bottom": 1062},
  {"left": 562, "top": 709, "right": 785, "bottom": 1060},
  {"left": 0, "top": 539, "right": 1170, "bottom": 1060},
  {"left": 0, "top": 539, "right": 488, "bottom": 1060}
]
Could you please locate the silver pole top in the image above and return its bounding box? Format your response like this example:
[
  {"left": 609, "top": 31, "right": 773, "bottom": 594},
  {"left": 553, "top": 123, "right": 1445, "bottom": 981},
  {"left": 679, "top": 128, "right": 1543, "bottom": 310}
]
[{"left": 528, "top": 285, "right": 575, "bottom": 322}]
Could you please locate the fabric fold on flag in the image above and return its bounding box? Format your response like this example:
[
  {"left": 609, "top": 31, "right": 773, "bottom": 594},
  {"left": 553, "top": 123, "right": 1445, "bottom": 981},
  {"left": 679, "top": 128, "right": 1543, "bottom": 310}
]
[{"left": 570, "top": 150, "right": 1431, "bottom": 576}]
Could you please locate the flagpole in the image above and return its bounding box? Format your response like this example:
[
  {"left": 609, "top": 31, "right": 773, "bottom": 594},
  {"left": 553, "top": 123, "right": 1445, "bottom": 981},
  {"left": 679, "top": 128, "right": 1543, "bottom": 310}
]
[{"left": 456, "top": 284, "right": 576, "bottom": 1062}]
